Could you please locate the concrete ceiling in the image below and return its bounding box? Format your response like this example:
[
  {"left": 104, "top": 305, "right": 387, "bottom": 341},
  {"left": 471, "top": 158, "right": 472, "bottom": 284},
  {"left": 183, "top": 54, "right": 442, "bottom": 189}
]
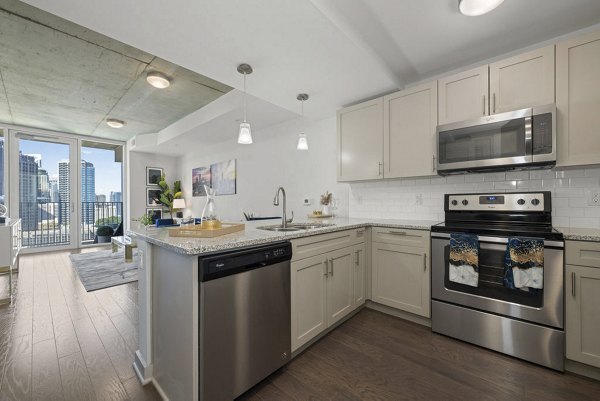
[
  {"left": 19, "top": 0, "right": 600, "bottom": 127},
  {"left": 0, "top": 0, "right": 232, "bottom": 140}
]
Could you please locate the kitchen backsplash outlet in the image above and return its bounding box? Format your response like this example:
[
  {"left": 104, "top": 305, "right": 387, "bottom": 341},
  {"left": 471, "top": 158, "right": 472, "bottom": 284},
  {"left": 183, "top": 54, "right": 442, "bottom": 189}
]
[{"left": 348, "top": 167, "right": 600, "bottom": 229}]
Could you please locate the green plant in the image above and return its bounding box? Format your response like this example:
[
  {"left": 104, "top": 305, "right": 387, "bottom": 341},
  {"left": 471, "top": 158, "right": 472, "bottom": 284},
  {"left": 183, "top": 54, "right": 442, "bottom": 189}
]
[
  {"left": 96, "top": 225, "right": 114, "bottom": 237},
  {"left": 95, "top": 216, "right": 121, "bottom": 226},
  {"left": 137, "top": 213, "right": 154, "bottom": 226},
  {"left": 157, "top": 175, "right": 182, "bottom": 218}
]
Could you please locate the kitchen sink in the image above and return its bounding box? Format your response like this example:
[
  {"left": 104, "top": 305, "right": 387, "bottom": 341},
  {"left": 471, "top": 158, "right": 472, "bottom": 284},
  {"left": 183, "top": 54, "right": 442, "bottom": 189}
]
[{"left": 257, "top": 223, "right": 334, "bottom": 232}]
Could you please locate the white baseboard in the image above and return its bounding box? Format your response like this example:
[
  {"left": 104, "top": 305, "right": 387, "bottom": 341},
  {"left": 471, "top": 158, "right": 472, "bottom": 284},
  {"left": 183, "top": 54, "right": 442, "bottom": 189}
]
[
  {"left": 133, "top": 350, "right": 153, "bottom": 385},
  {"left": 152, "top": 378, "right": 170, "bottom": 401}
]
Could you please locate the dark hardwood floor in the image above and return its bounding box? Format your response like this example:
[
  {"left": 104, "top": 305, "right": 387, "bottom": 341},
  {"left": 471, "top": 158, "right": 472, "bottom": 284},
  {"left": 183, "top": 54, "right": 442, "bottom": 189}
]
[
  {"left": 239, "top": 310, "right": 600, "bottom": 401},
  {"left": 3, "top": 250, "right": 600, "bottom": 401},
  {"left": 0, "top": 249, "right": 161, "bottom": 401}
]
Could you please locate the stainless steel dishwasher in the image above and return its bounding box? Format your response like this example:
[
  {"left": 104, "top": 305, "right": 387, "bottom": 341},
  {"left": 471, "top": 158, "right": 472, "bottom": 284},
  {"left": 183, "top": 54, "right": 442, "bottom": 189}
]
[{"left": 198, "top": 241, "right": 292, "bottom": 401}]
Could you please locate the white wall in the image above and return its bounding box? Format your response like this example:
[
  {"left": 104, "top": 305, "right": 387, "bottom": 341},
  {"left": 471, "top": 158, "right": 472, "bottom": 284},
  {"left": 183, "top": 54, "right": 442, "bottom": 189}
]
[
  {"left": 128, "top": 151, "right": 179, "bottom": 222},
  {"left": 178, "top": 117, "right": 349, "bottom": 221},
  {"left": 349, "top": 168, "right": 600, "bottom": 229}
]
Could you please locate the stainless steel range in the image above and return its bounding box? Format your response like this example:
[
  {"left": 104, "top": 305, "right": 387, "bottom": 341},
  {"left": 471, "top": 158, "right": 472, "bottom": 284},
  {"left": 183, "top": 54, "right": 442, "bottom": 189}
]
[{"left": 430, "top": 191, "right": 565, "bottom": 371}]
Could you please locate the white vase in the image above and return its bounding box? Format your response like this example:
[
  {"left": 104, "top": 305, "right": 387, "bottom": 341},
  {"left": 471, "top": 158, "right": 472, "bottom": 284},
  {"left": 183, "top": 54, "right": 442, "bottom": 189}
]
[{"left": 322, "top": 205, "right": 331, "bottom": 215}]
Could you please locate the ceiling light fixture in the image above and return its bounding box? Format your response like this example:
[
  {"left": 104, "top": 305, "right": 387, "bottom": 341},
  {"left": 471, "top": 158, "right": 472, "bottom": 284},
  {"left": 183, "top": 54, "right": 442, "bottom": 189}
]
[
  {"left": 237, "top": 63, "right": 253, "bottom": 144},
  {"left": 146, "top": 71, "right": 171, "bottom": 88},
  {"left": 458, "top": 0, "right": 504, "bottom": 16},
  {"left": 296, "top": 93, "right": 309, "bottom": 151},
  {"left": 106, "top": 118, "right": 125, "bottom": 128}
]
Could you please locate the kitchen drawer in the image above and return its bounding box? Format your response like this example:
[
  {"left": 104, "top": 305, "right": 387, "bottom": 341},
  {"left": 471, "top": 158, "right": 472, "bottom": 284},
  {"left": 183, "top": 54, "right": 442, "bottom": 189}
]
[
  {"left": 566, "top": 240, "right": 600, "bottom": 268},
  {"left": 372, "top": 227, "right": 429, "bottom": 248},
  {"left": 291, "top": 228, "right": 366, "bottom": 261}
]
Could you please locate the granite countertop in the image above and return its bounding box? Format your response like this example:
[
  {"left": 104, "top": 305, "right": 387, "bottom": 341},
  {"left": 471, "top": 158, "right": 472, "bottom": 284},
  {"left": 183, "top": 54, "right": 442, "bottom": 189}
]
[
  {"left": 127, "top": 217, "right": 439, "bottom": 256},
  {"left": 556, "top": 227, "right": 600, "bottom": 242}
]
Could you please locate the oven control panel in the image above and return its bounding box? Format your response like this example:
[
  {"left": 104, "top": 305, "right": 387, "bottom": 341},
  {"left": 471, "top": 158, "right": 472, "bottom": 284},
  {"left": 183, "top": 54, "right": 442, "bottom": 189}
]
[{"left": 447, "top": 193, "right": 546, "bottom": 212}]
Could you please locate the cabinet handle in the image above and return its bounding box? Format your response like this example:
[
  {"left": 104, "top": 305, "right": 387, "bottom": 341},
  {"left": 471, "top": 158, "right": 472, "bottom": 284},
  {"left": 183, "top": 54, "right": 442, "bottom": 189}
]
[
  {"left": 324, "top": 259, "right": 329, "bottom": 277},
  {"left": 423, "top": 254, "right": 427, "bottom": 271},
  {"left": 387, "top": 231, "right": 407, "bottom": 236},
  {"left": 482, "top": 95, "right": 486, "bottom": 115},
  {"left": 492, "top": 93, "right": 496, "bottom": 114},
  {"left": 329, "top": 258, "right": 334, "bottom": 276},
  {"left": 572, "top": 272, "right": 576, "bottom": 297},
  {"left": 355, "top": 250, "right": 360, "bottom": 265},
  {"left": 432, "top": 155, "right": 436, "bottom": 171},
  {"left": 378, "top": 162, "right": 383, "bottom": 176}
]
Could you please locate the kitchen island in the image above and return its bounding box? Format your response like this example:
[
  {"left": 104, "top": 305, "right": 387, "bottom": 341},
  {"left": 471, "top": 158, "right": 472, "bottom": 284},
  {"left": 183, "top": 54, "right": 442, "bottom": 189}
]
[{"left": 127, "top": 217, "right": 438, "bottom": 400}]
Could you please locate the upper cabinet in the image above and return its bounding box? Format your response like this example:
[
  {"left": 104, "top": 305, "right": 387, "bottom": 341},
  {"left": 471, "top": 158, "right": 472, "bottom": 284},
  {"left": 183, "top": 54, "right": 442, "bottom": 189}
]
[
  {"left": 438, "top": 45, "right": 555, "bottom": 125},
  {"left": 337, "top": 98, "right": 383, "bottom": 181},
  {"left": 489, "top": 46, "right": 555, "bottom": 113},
  {"left": 556, "top": 31, "right": 600, "bottom": 167},
  {"left": 438, "top": 65, "right": 489, "bottom": 124},
  {"left": 384, "top": 82, "right": 438, "bottom": 178}
]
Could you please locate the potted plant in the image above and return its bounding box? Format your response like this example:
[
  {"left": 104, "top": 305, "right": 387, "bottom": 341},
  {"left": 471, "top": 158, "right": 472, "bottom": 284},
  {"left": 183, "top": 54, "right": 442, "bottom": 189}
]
[
  {"left": 157, "top": 175, "right": 182, "bottom": 219},
  {"left": 97, "top": 225, "right": 114, "bottom": 243}
]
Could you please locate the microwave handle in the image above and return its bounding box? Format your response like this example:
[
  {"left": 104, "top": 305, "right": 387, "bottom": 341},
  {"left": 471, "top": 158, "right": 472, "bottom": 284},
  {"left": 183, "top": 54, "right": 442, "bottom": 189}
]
[{"left": 525, "top": 116, "right": 532, "bottom": 156}]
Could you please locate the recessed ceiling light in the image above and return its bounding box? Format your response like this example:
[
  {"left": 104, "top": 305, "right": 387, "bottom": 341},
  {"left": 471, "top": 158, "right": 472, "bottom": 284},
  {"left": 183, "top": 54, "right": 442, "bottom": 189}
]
[
  {"left": 459, "top": 0, "right": 504, "bottom": 16},
  {"left": 106, "top": 118, "right": 125, "bottom": 128},
  {"left": 146, "top": 71, "right": 171, "bottom": 88}
]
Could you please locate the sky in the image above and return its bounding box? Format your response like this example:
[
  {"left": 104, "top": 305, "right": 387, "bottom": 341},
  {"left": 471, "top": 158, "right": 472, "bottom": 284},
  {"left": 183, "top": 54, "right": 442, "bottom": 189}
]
[{"left": 20, "top": 139, "right": 122, "bottom": 197}]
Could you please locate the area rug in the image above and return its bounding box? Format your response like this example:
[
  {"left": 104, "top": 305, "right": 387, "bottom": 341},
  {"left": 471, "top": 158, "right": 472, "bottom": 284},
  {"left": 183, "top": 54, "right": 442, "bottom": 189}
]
[{"left": 69, "top": 249, "right": 138, "bottom": 292}]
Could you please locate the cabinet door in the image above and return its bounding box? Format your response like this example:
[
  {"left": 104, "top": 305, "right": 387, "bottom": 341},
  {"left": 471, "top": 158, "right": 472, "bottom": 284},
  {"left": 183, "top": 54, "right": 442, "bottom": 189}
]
[
  {"left": 489, "top": 45, "right": 555, "bottom": 114},
  {"left": 556, "top": 31, "right": 600, "bottom": 167},
  {"left": 291, "top": 254, "right": 328, "bottom": 351},
  {"left": 337, "top": 98, "right": 383, "bottom": 181},
  {"left": 566, "top": 264, "right": 600, "bottom": 368},
  {"left": 438, "top": 65, "right": 489, "bottom": 124},
  {"left": 384, "top": 82, "right": 437, "bottom": 178},
  {"left": 353, "top": 243, "right": 366, "bottom": 307},
  {"left": 326, "top": 247, "right": 355, "bottom": 327},
  {"left": 371, "top": 242, "right": 430, "bottom": 317}
]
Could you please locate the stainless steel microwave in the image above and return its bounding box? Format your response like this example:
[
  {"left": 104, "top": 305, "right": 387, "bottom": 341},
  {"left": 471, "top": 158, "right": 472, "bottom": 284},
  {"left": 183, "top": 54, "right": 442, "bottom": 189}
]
[{"left": 436, "top": 104, "right": 556, "bottom": 175}]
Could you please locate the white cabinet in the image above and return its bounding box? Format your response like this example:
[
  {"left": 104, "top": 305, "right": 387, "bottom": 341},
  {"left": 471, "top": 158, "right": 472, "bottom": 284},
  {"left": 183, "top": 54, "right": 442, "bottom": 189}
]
[
  {"left": 291, "top": 229, "right": 366, "bottom": 351},
  {"left": 566, "top": 240, "right": 600, "bottom": 368},
  {"left": 438, "top": 65, "right": 489, "bottom": 124},
  {"left": 438, "top": 45, "right": 555, "bottom": 124},
  {"left": 489, "top": 46, "right": 555, "bottom": 114},
  {"left": 371, "top": 229, "right": 430, "bottom": 318},
  {"left": 353, "top": 243, "right": 366, "bottom": 306},
  {"left": 0, "top": 219, "right": 21, "bottom": 305},
  {"left": 556, "top": 31, "right": 600, "bottom": 167},
  {"left": 384, "top": 82, "right": 438, "bottom": 178},
  {"left": 337, "top": 98, "right": 383, "bottom": 181}
]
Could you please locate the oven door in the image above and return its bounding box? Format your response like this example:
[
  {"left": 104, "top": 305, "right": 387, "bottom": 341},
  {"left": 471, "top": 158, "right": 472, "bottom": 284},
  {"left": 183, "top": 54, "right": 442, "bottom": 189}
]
[
  {"left": 431, "top": 233, "right": 564, "bottom": 329},
  {"left": 436, "top": 108, "right": 532, "bottom": 173}
]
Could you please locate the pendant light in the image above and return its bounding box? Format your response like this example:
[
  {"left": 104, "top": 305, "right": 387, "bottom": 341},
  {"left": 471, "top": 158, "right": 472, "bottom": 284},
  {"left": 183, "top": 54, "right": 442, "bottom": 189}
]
[
  {"left": 237, "top": 63, "right": 253, "bottom": 144},
  {"left": 458, "top": 0, "right": 504, "bottom": 16},
  {"left": 296, "top": 93, "right": 309, "bottom": 151}
]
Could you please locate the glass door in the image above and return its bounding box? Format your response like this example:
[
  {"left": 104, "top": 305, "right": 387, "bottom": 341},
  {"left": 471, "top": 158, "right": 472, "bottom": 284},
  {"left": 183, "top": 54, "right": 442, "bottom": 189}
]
[{"left": 9, "top": 131, "right": 78, "bottom": 250}]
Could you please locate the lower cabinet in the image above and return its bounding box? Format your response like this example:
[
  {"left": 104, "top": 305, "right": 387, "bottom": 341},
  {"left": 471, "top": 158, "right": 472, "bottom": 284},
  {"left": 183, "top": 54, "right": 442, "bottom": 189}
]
[
  {"left": 291, "top": 243, "right": 366, "bottom": 351},
  {"left": 371, "top": 241, "right": 430, "bottom": 318},
  {"left": 566, "top": 264, "right": 600, "bottom": 368}
]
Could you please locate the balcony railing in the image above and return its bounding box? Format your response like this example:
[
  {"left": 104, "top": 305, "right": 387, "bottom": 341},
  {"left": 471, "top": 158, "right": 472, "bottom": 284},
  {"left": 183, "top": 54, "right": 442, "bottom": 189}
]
[{"left": 19, "top": 201, "right": 123, "bottom": 248}]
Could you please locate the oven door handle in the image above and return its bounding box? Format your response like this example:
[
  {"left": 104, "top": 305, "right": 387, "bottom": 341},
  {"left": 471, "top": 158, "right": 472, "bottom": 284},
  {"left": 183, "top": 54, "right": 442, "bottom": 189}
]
[{"left": 431, "top": 232, "right": 564, "bottom": 248}]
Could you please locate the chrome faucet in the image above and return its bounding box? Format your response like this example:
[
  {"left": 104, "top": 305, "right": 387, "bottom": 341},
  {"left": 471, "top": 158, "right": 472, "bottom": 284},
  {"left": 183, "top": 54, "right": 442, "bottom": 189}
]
[{"left": 273, "top": 187, "right": 293, "bottom": 228}]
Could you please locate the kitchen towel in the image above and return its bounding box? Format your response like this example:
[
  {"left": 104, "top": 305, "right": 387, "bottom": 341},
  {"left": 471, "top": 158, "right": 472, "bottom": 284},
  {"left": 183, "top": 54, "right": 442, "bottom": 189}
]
[
  {"left": 449, "top": 233, "right": 480, "bottom": 287},
  {"left": 503, "top": 237, "right": 544, "bottom": 290}
]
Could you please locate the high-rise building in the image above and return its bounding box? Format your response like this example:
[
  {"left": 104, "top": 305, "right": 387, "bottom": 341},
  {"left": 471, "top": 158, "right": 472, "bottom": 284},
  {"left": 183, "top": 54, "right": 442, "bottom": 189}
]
[
  {"left": 59, "top": 160, "right": 96, "bottom": 224},
  {"left": 96, "top": 194, "right": 106, "bottom": 203},
  {"left": 37, "top": 168, "right": 51, "bottom": 203},
  {"left": 49, "top": 179, "right": 60, "bottom": 203},
  {"left": 110, "top": 191, "right": 122, "bottom": 203},
  {"left": 19, "top": 152, "right": 39, "bottom": 230},
  {"left": 58, "top": 161, "right": 70, "bottom": 225}
]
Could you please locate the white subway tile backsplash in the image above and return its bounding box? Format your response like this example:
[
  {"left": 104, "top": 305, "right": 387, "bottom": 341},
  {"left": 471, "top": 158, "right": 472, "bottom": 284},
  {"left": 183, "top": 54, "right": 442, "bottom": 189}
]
[{"left": 349, "top": 168, "right": 600, "bottom": 229}]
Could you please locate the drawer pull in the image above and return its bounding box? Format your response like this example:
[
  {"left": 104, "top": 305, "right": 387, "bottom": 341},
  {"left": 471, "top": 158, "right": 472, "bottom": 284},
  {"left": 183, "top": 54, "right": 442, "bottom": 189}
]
[{"left": 387, "top": 231, "right": 407, "bottom": 236}]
